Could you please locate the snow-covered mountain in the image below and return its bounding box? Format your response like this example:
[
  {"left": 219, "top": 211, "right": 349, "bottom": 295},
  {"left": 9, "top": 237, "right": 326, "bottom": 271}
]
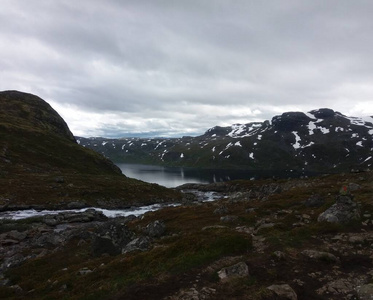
[{"left": 77, "top": 108, "right": 373, "bottom": 174}]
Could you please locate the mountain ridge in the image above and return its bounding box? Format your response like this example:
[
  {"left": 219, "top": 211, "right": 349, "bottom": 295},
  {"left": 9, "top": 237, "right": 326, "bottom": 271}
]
[{"left": 78, "top": 108, "right": 373, "bottom": 174}]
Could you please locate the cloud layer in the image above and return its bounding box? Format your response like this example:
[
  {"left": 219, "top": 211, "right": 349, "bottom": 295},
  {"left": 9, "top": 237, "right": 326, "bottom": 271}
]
[{"left": 1, "top": 0, "right": 373, "bottom": 137}]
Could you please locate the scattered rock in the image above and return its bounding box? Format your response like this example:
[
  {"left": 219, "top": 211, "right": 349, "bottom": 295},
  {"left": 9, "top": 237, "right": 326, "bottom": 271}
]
[
  {"left": 55, "top": 176, "right": 64, "bottom": 183},
  {"left": 301, "top": 250, "right": 339, "bottom": 263},
  {"left": 317, "top": 279, "right": 354, "bottom": 296},
  {"left": 217, "top": 262, "right": 249, "bottom": 281},
  {"left": 356, "top": 283, "right": 373, "bottom": 300},
  {"left": 348, "top": 183, "right": 361, "bottom": 191},
  {"left": 273, "top": 251, "right": 286, "bottom": 260},
  {"left": 318, "top": 194, "right": 360, "bottom": 224},
  {"left": 213, "top": 206, "right": 228, "bottom": 215},
  {"left": 144, "top": 220, "right": 166, "bottom": 237},
  {"left": 267, "top": 284, "right": 297, "bottom": 300},
  {"left": 78, "top": 267, "right": 93, "bottom": 276},
  {"left": 122, "top": 237, "right": 151, "bottom": 253},
  {"left": 220, "top": 215, "right": 238, "bottom": 223},
  {"left": 202, "top": 225, "right": 228, "bottom": 231}
]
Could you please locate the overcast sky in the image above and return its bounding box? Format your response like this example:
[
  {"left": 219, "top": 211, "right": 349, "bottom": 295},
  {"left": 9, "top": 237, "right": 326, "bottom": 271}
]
[{"left": 1, "top": 1, "right": 373, "bottom": 137}]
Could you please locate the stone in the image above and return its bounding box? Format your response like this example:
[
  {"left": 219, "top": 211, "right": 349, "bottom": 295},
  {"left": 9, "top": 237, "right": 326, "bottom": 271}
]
[
  {"left": 348, "top": 183, "right": 361, "bottom": 191},
  {"left": 304, "top": 194, "right": 325, "bottom": 207},
  {"left": 317, "top": 279, "right": 354, "bottom": 296},
  {"left": 7, "top": 230, "right": 27, "bottom": 241},
  {"left": 78, "top": 267, "right": 92, "bottom": 276},
  {"left": 273, "top": 251, "right": 286, "bottom": 260},
  {"left": 144, "top": 220, "right": 166, "bottom": 237},
  {"left": 202, "top": 225, "right": 228, "bottom": 231},
  {"left": 122, "top": 236, "right": 150, "bottom": 253},
  {"left": 301, "top": 250, "right": 339, "bottom": 263},
  {"left": 356, "top": 283, "right": 373, "bottom": 300},
  {"left": 267, "top": 284, "right": 297, "bottom": 300},
  {"left": 318, "top": 195, "right": 360, "bottom": 224},
  {"left": 220, "top": 215, "right": 238, "bottom": 223},
  {"left": 55, "top": 176, "right": 64, "bottom": 183},
  {"left": 213, "top": 206, "right": 228, "bottom": 215},
  {"left": 217, "top": 262, "right": 249, "bottom": 281}
]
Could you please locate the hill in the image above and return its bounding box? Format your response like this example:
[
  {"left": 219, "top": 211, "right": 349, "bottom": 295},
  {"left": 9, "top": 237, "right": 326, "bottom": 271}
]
[
  {"left": 0, "top": 91, "right": 180, "bottom": 209},
  {"left": 78, "top": 108, "right": 373, "bottom": 174}
]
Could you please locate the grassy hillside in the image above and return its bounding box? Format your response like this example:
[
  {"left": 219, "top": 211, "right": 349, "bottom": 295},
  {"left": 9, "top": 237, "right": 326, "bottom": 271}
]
[{"left": 0, "top": 91, "right": 180, "bottom": 208}]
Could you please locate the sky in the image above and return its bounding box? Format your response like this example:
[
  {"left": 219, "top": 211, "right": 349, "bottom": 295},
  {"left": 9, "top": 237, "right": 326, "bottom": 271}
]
[{"left": 1, "top": 0, "right": 373, "bottom": 138}]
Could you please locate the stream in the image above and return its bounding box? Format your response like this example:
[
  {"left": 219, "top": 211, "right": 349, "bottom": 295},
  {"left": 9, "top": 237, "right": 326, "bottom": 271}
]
[{"left": 0, "top": 190, "right": 223, "bottom": 220}]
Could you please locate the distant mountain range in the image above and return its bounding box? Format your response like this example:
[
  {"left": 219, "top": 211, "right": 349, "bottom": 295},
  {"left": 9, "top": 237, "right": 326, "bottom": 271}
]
[{"left": 77, "top": 108, "right": 373, "bottom": 174}]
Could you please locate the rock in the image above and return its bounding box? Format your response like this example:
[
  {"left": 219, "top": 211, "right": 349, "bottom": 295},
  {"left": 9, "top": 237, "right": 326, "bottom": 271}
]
[
  {"left": 348, "top": 183, "right": 361, "bottom": 191},
  {"left": 7, "top": 230, "right": 27, "bottom": 241},
  {"left": 55, "top": 176, "right": 64, "bottom": 183},
  {"left": 43, "top": 209, "right": 108, "bottom": 226},
  {"left": 304, "top": 194, "right": 325, "bottom": 207},
  {"left": 356, "top": 283, "right": 373, "bottom": 300},
  {"left": 144, "top": 220, "right": 166, "bottom": 237},
  {"left": 348, "top": 235, "right": 366, "bottom": 244},
  {"left": 301, "top": 250, "right": 339, "bottom": 263},
  {"left": 267, "top": 284, "right": 297, "bottom": 300},
  {"left": 213, "top": 206, "right": 228, "bottom": 215},
  {"left": 255, "top": 222, "right": 275, "bottom": 232},
  {"left": 78, "top": 267, "right": 92, "bottom": 275},
  {"left": 220, "top": 215, "right": 238, "bottom": 223},
  {"left": 318, "top": 195, "right": 360, "bottom": 224},
  {"left": 317, "top": 279, "right": 354, "bottom": 296},
  {"left": 122, "top": 237, "right": 150, "bottom": 253},
  {"left": 202, "top": 225, "right": 228, "bottom": 231},
  {"left": 10, "top": 284, "right": 23, "bottom": 294},
  {"left": 273, "top": 251, "right": 286, "bottom": 260},
  {"left": 217, "top": 262, "right": 249, "bottom": 281}
]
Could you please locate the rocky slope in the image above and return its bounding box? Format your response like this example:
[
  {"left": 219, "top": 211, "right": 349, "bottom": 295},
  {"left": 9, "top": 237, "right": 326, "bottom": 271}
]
[
  {"left": 78, "top": 108, "right": 373, "bottom": 174},
  {"left": 1, "top": 170, "right": 372, "bottom": 299},
  {"left": 0, "top": 91, "right": 180, "bottom": 209}
]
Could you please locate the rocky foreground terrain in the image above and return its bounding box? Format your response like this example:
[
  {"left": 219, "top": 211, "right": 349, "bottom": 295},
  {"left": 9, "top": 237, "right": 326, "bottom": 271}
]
[{"left": 1, "top": 170, "right": 373, "bottom": 299}]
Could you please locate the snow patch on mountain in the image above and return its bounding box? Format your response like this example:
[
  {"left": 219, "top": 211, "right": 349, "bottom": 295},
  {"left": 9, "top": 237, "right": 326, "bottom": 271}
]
[{"left": 292, "top": 132, "right": 302, "bottom": 149}]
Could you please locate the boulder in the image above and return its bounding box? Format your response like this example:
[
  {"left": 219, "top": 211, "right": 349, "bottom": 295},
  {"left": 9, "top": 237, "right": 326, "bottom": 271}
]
[
  {"left": 213, "top": 206, "right": 229, "bottom": 215},
  {"left": 217, "top": 262, "right": 249, "bottom": 281},
  {"left": 318, "top": 194, "right": 360, "bottom": 224},
  {"left": 144, "top": 220, "right": 166, "bottom": 237},
  {"left": 122, "top": 237, "right": 151, "bottom": 253},
  {"left": 356, "top": 283, "right": 373, "bottom": 300},
  {"left": 91, "top": 220, "right": 135, "bottom": 256},
  {"left": 301, "top": 250, "right": 339, "bottom": 263},
  {"left": 220, "top": 215, "right": 239, "bottom": 223},
  {"left": 267, "top": 284, "right": 298, "bottom": 300}
]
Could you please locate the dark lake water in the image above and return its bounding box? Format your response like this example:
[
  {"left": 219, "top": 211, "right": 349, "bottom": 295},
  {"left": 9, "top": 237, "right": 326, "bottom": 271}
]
[{"left": 116, "top": 163, "right": 311, "bottom": 188}]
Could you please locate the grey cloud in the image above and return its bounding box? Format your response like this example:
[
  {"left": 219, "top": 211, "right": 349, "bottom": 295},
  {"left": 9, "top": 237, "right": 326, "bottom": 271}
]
[{"left": 1, "top": 0, "right": 373, "bottom": 137}]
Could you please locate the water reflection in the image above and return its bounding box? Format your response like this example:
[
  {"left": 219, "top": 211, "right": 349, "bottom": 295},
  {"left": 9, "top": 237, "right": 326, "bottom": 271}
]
[
  {"left": 117, "top": 163, "right": 318, "bottom": 188},
  {"left": 117, "top": 163, "right": 209, "bottom": 187}
]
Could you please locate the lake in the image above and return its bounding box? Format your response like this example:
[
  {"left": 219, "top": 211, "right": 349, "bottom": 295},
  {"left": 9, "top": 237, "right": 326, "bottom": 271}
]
[{"left": 116, "top": 163, "right": 311, "bottom": 188}]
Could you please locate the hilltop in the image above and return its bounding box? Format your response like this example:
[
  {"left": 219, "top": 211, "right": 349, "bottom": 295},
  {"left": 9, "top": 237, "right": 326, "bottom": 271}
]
[
  {"left": 0, "top": 91, "right": 180, "bottom": 209},
  {"left": 78, "top": 108, "right": 373, "bottom": 174}
]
